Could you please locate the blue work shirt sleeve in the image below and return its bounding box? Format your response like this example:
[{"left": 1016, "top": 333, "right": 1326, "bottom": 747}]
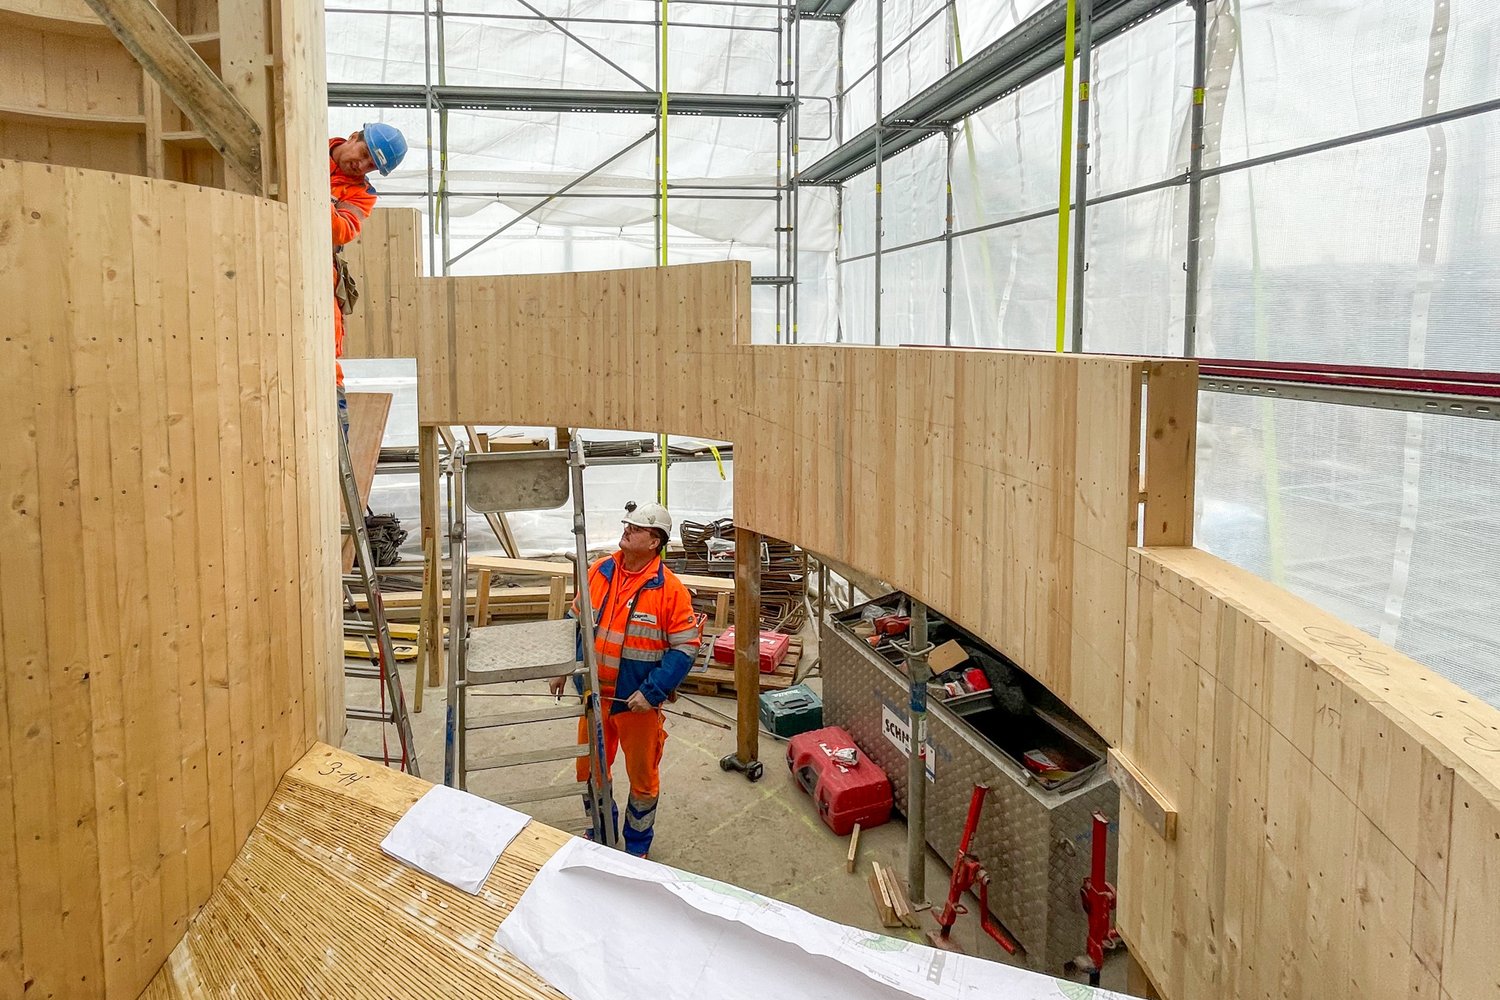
[{"left": 637, "top": 647, "right": 693, "bottom": 706}]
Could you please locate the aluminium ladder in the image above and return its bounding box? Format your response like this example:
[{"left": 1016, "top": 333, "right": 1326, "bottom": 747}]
[
  {"left": 443, "top": 434, "right": 616, "bottom": 847},
  {"left": 340, "top": 428, "right": 420, "bottom": 776}
]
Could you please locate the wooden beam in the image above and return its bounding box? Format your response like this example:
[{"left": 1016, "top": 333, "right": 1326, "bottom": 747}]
[
  {"left": 1141, "top": 360, "right": 1198, "bottom": 546},
  {"left": 734, "top": 527, "right": 762, "bottom": 765},
  {"left": 81, "top": 0, "right": 263, "bottom": 193},
  {"left": 1107, "top": 748, "right": 1178, "bottom": 841}
]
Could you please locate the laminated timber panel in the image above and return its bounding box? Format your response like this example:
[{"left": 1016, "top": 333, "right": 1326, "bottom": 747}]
[
  {"left": 0, "top": 156, "right": 337, "bottom": 997},
  {"left": 733, "top": 347, "right": 1192, "bottom": 746},
  {"left": 416, "top": 261, "right": 746, "bottom": 442},
  {"left": 142, "top": 744, "right": 573, "bottom": 997},
  {"left": 337, "top": 206, "right": 423, "bottom": 359},
  {"left": 1120, "top": 546, "right": 1500, "bottom": 1000},
  {"left": 414, "top": 260, "right": 1193, "bottom": 744}
]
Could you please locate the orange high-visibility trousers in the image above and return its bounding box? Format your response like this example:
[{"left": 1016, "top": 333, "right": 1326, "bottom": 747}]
[
  {"left": 576, "top": 701, "right": 666, "bottom": 797},
  {"left": 577, "top": 700, "right": 667, "bottom": 855}
]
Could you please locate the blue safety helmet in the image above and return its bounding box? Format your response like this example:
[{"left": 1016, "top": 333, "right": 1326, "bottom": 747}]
[{"left": 362, "top": 122, "right": 408, "bottom": 176}]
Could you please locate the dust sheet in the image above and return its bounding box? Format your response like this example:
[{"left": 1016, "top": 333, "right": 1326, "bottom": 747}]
[{"left": 495, "top": 837, "right": 1125, "bottom": 1000}]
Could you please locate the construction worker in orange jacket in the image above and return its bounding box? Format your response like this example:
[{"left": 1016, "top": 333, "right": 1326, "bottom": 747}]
[
  {"left": 329, "top": 123, "right": 406, "bottom": 435},
  {"left": 550, "top": 502, "right": 702, "bottom": 857}
]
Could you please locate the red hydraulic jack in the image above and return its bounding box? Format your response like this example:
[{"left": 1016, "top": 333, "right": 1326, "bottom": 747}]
[
  {"left": 928, "top": 784, "right": 1021, "bottom": 955},
  {"left": 1077, "top": 811, "right": 1121, "bottom": 985}
]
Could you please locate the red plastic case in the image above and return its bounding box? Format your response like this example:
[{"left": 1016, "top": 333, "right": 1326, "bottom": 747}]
[
  {"left": 785, "top": 725, "right": 893, "bottom": 836},
  {"left": 711, "top": 628, "right": 791, "bottom": 673}
]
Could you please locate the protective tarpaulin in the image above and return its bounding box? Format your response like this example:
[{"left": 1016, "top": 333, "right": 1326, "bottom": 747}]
[{"left": 327, "top": 0, "right": 1500, "bottom": 703}]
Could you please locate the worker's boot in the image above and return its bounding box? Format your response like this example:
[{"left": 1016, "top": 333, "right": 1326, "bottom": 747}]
[{"left": 623, "top": 793, "right": 657, "bottom": 857}]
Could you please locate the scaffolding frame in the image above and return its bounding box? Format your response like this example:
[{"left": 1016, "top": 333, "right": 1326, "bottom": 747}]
[
  {"left": 326, "top": 0, "right": 1500, "bottom": 387},
  {"left": 326, "top": 0, "right": 805, "bottom": 341}
]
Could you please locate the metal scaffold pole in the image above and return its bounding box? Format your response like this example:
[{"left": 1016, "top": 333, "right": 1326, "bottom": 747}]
[
  {"left": 1183, "top": 0, "right": 1208, "bottom": 357},
  {"left": 873, "top": 0, "right": 883, "bottom": 346},
  {"left": 903, "top": 601, "right": 933, "bottom": 904},
  {"left": 1069, "top": 0, "right": 1094, "bottom": 353}
]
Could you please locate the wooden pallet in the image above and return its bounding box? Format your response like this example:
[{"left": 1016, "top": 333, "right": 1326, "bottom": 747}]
[{"left": 678, "top": 636, "right": 803, "bottom": 696}]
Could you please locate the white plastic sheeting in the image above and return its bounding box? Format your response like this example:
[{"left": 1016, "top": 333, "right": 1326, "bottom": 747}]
[
  {"left": 1196, "top": 394, "right": 1500, "bottom": 705},
  {"left": 326, "top": 0, "right": 836, "bottom": 341},
  {"left": 820, "top": 0, "right": 1500, "bottom": 702},
  {"left": 327, "top": 0, "right": 1500, "bottom": 702}
]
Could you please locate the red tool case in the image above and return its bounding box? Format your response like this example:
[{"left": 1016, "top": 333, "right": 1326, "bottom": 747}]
[
  {"left": 785, "top": 726, "right": 893, "bottom": 836},
  {"left": 711, "top": 628, "right": 791, "bottom": 673}
]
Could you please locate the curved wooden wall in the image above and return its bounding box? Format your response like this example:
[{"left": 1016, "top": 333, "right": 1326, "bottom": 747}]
[
  {"left": 1123, "top": 548, "right": 1500, "bottom": 1000},
  {"left": 0, "top": 157, "right": 338, "bottom": 999},
  {"left": 412, "top": 261, "right": 1194, "bottom": 745},
  {"left": 405, "top": 257, "right": 1500, "bottom": 1000},
  {"left": 0, "top": 0, "right": 336, "bottom": 992}
]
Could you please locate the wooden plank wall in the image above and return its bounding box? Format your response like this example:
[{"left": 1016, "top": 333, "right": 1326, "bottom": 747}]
[
  {"left": 338, "top": 206, "right": 423, "bottom": 359},
  {"left": 409, "top": 259, "right": 1191, "bottom": 743},
  {"left": 0, "top": 0, "right": 280, "bottom": 189},
  {"left": 416, "top": 261, "right": 745, "bottom": 441},
  {"left": 736, "top": 348, "right": 1197, "bottom": 745},
  {"left": 0, "top": 149, "right": 335, "bottom": 1000},
  {"left": 1121, "top": 546, "right": 1500, "bottom": 1000}
]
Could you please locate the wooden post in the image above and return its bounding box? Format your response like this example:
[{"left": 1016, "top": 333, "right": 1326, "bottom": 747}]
[
  {"left": 734, "top": 527, "right": 762, "bottom": 765},
  {"left": 419, "top": 425, "right": 443, "bottom": 689},
  {"left": 475, "top": 570, "right": 492, "bottom": 626}
]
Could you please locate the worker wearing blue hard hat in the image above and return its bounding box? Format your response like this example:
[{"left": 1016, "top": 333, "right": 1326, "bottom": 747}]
[{"left": 329, "top": 122, "right": 408, "bottom": 434}]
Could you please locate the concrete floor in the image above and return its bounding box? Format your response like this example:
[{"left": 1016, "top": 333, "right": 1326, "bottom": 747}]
[{"left": 344, "top": 640, "right": 1132, "bottom": 994}]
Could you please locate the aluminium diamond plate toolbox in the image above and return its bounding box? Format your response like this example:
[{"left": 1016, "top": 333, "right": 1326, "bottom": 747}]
[{"left": 822, "top": 593, "right": 1119, "bottom": 975}]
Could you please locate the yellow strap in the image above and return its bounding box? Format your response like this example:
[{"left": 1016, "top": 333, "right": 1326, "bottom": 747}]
[{"left": 1054, "top": 0, "right": 1078, "bottom": 354}]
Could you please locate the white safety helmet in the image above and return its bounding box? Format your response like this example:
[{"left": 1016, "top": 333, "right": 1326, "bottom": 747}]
[{"left": 622, "top": 501, "right": 672, "bottom": 539}]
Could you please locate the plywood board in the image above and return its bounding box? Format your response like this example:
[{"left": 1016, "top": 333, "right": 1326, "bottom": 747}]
[
  {"left": 143, "top": 743, "right": 572, "bottom": 997},
  {"left": 337, "top": 206, "right": 423, "bottom": 358},
  {"left": 340, "top": 391, "right": 393, "bottom": 571}
]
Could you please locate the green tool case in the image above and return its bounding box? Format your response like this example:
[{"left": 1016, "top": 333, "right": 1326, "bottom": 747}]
[{"left": 758, "top": 684, "right": 824, "bottom": 739}]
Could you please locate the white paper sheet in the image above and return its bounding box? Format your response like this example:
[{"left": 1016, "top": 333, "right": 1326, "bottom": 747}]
[
  {"left": 380, "top": 785, "right": 531, "bottom": 895},
  {"left": 495, "top": 838, "right": 1126, "bottom": 1000}
]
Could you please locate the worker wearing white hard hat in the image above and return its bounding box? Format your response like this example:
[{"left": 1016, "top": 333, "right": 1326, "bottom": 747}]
[{"left": 550, "top": 500, "right": 702, "bottom": 857}]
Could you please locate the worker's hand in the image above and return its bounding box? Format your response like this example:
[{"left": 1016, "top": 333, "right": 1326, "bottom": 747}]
[
  {"left": 548, "top": 675, "right": 568, "bottom": 697},
  {"left": 625, "top": 690, "right": 653, "bottom": 713}
]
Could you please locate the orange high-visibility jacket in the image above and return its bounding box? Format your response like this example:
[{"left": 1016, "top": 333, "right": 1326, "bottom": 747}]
[
  {"left": 329, "top": 138, "right": 378, "bottom": 385},
  {"left": 574, "top": 553, "right": 701, "bottom": 706}
]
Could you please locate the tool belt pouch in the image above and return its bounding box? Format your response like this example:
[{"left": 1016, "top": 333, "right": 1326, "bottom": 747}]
[{"left": 333, "top": 249, "right": 360, "bottom": 316}]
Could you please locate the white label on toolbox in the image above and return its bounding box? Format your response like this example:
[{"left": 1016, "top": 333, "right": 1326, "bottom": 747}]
[{"left": 881, "top": 705, "right": 936, "bottom": 781}]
